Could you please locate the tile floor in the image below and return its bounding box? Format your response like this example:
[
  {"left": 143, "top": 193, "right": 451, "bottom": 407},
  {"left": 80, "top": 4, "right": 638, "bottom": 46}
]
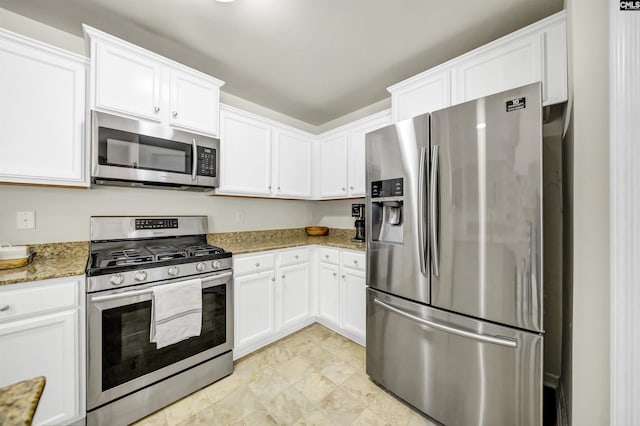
[{"left": 133, "top": 323, "right": 437, "bottom": 425}]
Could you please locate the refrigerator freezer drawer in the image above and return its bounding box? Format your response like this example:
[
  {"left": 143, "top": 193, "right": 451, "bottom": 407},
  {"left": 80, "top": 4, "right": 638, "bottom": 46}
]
[{"left": 366, "top": 288, "right": 542, "bottom": 426}]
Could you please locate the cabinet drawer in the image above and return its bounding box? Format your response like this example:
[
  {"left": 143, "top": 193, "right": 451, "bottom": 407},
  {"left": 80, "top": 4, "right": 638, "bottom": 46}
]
[
  {"left": 279, "top": 248, "right": 309, "bottom": 266},
  {"left": 234, "top": 253, "right": 276, "bottom": 276},
  {"left": 0, "top": 278, "right": 78, "bottom": 322},
  {"left": 341, "top": 251, "right": 366, "bottom": 272},
  {"left": 319, "top": 248, "right": 340, "bottom": 265}
]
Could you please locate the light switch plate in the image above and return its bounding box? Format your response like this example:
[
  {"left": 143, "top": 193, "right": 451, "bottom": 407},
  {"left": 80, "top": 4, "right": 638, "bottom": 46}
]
[{"left": 16, "top": 211, "right": 35, "bottom": 230}]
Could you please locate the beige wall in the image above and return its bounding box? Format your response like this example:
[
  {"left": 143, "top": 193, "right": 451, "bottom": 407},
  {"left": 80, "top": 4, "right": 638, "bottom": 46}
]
[
  {"left": 0, "top": 185, "right": 314, "bottom": 244},
  {"left": 566, "top": 0, "right": 609, "bottom": 425}
]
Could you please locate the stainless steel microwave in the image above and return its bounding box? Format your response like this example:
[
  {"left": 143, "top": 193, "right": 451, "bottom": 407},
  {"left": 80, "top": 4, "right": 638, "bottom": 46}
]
[{"left": 91, "top": 111, "right": 219, "bottom": 191}]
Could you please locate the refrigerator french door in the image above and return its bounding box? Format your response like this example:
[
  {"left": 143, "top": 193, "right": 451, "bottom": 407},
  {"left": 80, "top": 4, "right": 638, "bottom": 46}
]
[{"left": 366, "top": 83, "right": 544, "bottom": 426}]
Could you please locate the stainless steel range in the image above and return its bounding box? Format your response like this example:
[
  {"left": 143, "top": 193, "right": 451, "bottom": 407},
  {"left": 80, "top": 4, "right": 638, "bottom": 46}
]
[{"left": 85, "top": 216, "right": 233, "bottom": 426}]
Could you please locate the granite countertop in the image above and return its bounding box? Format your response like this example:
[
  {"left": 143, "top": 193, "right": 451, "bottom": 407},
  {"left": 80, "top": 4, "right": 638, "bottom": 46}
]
[
  {"left": 0, "top": 228, "right": 362, "bottom": 287},
  {"left": 208, "top": 228, "right": 366, "bottom": 255},
  {"left": 0, "top": 242, "right": 88, "bottom": 286},
  {"left": 0, "top": 376, "right": 46, "bottom": 426}
]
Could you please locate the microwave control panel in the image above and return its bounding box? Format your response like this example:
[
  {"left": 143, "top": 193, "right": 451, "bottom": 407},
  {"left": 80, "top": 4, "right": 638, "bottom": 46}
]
[{"left": 197, "top": 147, "right": 216, "bottom": 177}]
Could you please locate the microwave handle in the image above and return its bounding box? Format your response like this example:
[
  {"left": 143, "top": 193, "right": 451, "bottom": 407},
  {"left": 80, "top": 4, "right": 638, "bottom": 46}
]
[{"left": 191, "top": 138, "right": 197, "bottom": 181}]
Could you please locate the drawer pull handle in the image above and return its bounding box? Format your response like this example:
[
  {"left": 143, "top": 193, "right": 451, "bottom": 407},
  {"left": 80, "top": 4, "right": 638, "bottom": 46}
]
[
  {"left": 325, "top": 255, "right": 330, "bottom": 259},
  {"left": 354, "top": 260, "right": 358, "bottom": 264},
  {"left": 0, "top": 305, "right": 10, "bottom": 312},
  {"left": 255, "top": 262, "right": 260, "bottom": 267},
  {"left": 295, "top": 255, "right": 299, "bottom": 259}
]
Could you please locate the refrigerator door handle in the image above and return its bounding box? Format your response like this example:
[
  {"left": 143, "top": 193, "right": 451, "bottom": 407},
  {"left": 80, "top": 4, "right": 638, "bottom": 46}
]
[
  {"left": 373, "top": 298, "right": 518, "bottom": 348},
  {"left": 429, "top": 145, "right": 440, "bottom": 276},
  {"left": 418, "top": 146, "right": 427, "bottom": 275}
]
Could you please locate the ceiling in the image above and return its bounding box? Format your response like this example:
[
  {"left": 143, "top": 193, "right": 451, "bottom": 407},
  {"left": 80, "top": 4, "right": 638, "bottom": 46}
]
[{"left": 0, "top": 0, "right": 563, "bottom": 126}]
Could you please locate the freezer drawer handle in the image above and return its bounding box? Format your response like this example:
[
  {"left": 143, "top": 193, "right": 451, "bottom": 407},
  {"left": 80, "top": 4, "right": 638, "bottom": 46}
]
[{"left": 373, "top": 298, "right": 517, "bottom": 348}]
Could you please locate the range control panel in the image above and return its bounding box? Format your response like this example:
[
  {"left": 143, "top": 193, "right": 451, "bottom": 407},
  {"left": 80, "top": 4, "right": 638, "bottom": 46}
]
[
  {"left": 197, "top": 147, "right": 216, "bottom": 177},
  {"left": 371, "top": 178, "right": 403, "bottom": 198},
  {"left": 135, "top": 218, "right": 179, "bottom": 230}
]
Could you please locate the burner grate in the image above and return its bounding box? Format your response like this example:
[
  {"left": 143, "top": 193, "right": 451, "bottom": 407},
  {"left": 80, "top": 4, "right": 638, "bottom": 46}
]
[
  {"left": 147, "top": 245, "right": 188, "bottom": 261},
  {"left": 184, "top": 244, "right": 223, "bottom": 256}
]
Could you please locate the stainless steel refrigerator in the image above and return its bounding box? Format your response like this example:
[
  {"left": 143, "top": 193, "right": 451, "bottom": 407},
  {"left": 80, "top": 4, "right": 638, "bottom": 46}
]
[{"left": 366, "top": 83, "right": 549, "bottom": 426}]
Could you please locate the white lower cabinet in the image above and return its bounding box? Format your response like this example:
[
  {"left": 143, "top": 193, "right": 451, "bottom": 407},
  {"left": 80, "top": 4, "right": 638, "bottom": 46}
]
[
  {"left": 318, "top": 249, "right": 366, "bottom": 345},
  {"left": 234, "top": 248, "right": 312, "bottom": 359},
  {"left": 234, "top": 270, "right": 277, "bottom": 350},
  {"left": 278, "top": 262, "right": 311, "bottom": 332},
  {"left": 0, "top": 276, "right": 84, "bottom": 426},
  {"left": 318, "top": 262, "right": 340, "bottom": 327}
]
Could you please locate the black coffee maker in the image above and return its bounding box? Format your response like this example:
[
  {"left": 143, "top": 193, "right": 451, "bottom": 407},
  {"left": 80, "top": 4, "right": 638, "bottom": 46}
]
[{"left": 352, "top": 204, "right": 365, "bottom": 242}]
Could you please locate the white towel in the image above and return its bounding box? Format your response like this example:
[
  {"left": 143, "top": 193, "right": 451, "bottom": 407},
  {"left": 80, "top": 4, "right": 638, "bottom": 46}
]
[{"left": 150, "top": 278, "right": 202, "bottom": 349}]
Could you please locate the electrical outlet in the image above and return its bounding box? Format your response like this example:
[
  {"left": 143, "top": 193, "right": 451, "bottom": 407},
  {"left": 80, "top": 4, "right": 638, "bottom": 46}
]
[{"left": 16, "top": 211, "right": 35, "bottom": 230}]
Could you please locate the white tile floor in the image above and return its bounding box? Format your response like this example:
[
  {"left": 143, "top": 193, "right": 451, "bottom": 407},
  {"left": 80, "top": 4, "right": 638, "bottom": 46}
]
[{"left": 133, "top": 323, "right": 437, "bottom": 425}]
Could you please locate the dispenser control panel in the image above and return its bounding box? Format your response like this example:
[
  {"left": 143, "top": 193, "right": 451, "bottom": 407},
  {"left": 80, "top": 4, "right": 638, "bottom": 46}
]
[{"left": 371, "top": 178, "right": 403, "bottom": 198}]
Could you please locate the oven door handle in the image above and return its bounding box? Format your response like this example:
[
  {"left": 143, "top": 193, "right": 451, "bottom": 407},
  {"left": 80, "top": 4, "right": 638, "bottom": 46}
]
[{"left": 91, "top": 271, "right": 232, "bottom": 303}]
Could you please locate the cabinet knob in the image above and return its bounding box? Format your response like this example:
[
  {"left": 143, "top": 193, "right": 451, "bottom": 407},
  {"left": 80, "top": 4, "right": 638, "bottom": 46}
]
[
  {"left": 350, "top": 186, "right": 354, "bottom": 190},
  {"left": 295, "top": 255, "right": 299, "bottom": 259},
  {"left": 325, "top": 254, "right": 330, "bottom": 259},
  {"left": 332, "top": 272, "right": 337, "bottom": 277},
  {"left": 255, "top": 262, "right": 260, "bottom": 267},
  {"left": 271, "top": 277, "right": 276, "bottom": 282},
  {"left": 172, "top": 111, "right": 178, "bottom": 118},
  {"left": 277, "top": 186, "right": 281, "bottom": 190},
  {"left": 282, "top": 275, "right": 285, "bottom": 279},
  {"left": 268, "top": 185, "right": 272, "bottom": 190},
  {"left": 354, "top": 260, "right": 358, "bottom": 264},
  {"left": 342, "top": 187, "right": 346, "bottom": 191},
  {"left": 0, "top": 304, "right": 10, "bottom": 312},
  {"left": 154, "top": 106, "right": 160, "bottom": 113},
  {"left": 341, "top": 275, "right": 346, "bottom": 279}
]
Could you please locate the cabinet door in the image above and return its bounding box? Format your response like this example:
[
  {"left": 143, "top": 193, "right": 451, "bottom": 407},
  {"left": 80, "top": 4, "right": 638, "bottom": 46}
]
[
  {"left": 0, "top": 36, "right": 87, "bottom": 186},
  {"left": 278, "top": 263, "right": 310, "bottom": 331},
  {"left": 218, "top": 109, "right": 272, "bottom": 196},
  {"left": 318, "top": 263, "right": 340, "bottom": 326},
  {"left": 94, "top": 42, "right": 162, "bottom": 122},
  {"left": 0, "top": 310, "right": 79, "bottom": 426},
  {"left": 170, "top": 70, "right": 220, "bottom": 136},
  {"left": 319, "top": 133, "right": 348, "bottom": 198},
  {"left": 348, "top": 114, "right": 391, "bottom": 197},
  {"left": 273, "top": 128, "right": 312, "bottom": 198},
  {"left": 452, "top": 33, "right": 542, "bottom": 105},
  {"left": 390, "top": 69, "right": 451, "bottom": 122},
  {"left": 234, "top": 271, "right": 276, "bottom": 349},
  {"left": 340, "top": 269, "right": 366, "bottom": 341}
]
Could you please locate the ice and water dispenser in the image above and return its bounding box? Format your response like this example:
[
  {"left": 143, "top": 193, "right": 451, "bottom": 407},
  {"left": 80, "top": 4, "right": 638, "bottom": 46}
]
[{"left": 370, "top": 178, "right": 404, "bottom": 244}]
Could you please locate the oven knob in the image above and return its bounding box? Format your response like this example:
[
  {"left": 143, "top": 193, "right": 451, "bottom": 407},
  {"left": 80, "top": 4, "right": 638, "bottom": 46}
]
[
  {"left": 134, "top": 271, "right": 148, "bottom": 282},
  {"left": 196, "top": 262, "right": 206, "bottom": 272},
  {"left": 211, "top": 260, "right": 222, "bottom": 269},
  {"left": 168, "top": 266, "right": 180, "bottom": 276},
  {"left": 110, "top": 274, "right": 125, "bottom": 286}
]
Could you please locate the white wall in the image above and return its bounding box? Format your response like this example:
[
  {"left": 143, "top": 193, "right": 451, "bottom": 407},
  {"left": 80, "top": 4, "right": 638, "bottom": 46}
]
[
  {"left": 0, "top": 185, "right": 312, "bottom": 244},
  {"left": 566, "top": 0, "right": 609, "bottom": 425},
  {"left": 311, "top": 199, "right": 361, "bottom": 229}
]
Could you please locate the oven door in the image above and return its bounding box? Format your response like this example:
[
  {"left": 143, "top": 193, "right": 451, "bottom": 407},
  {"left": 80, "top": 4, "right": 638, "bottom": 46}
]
[{"left": 87, "top": 270, "right": 233, "bottom": 410}]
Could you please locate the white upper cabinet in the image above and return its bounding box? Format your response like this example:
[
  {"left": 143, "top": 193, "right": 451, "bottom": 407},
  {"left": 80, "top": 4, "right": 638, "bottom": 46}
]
[
  {"left": 93, "top": 41, "right": 161, "bottom": 122},
  {"left": 347, "top": 112, "right": 392, "bottom": 197},
  {"left": 0, "top": 28, "right": 88, "bottom": 187},
  {"left": 217, "top": 105, "right": 313, "bottom": 199},
  {"left": 273, "top": 128, "right": 312, "bottom": 198},
  {"left": 85, "top": 25, "right": 224, "bottom": 137},
  {"left": 317, "top": 110, "right": 391, "bottom": 199},
  {"left": 388, "top": 11, "right": 567, "bottom": 122},
  {"left": 389, "top": 69, "right": 451, "bottom": 123},
  {"left": 218, "top": 107, "right": 272, "bottom": 196},
  {"left": 319, "top": 133, "right": 349, "bottom": 198},
  {"left": 170, "top": 69, "right": 220, "bottom": 135}
]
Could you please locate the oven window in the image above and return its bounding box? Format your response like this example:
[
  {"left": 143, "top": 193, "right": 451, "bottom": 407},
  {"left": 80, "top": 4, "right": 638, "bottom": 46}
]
[
  {"left": 101, "top": 285, "right": 226, "bottom": 391},
  {"left": 98, "top": 127, "right": 192, "bottom": 174}
]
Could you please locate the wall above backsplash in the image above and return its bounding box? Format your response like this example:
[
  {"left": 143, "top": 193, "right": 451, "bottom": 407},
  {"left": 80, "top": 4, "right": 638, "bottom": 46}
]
[{"left": 0, "top": 185, "right": 314, "bottom": 244}]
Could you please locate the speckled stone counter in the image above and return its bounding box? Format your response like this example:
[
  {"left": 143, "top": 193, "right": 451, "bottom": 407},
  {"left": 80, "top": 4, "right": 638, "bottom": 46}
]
[
  {"left": 208, "top": 228, "right": 365, "bottom": 255},
  {"left": 0, "top": 242, "right": 88, "bottom": 286},
  {"left": 0, "top": 376, "right": 45, "bottom": 426}
]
